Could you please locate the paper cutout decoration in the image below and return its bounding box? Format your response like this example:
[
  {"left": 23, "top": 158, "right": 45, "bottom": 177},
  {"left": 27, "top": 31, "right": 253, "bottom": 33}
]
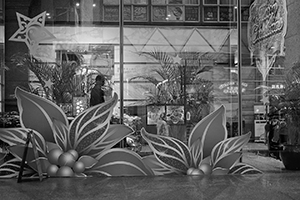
[{"left": 9, "top": 11, "right": 56, "bottom": 55}]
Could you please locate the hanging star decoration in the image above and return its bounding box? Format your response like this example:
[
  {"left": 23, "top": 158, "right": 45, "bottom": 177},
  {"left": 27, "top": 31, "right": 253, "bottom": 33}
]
[
  {"left": 43, "top": 78, "right": 53, "bottom": 89},
  {"left": 260, "top": 95, "right": 269, "bottom": 105},
  {"left": 9, "top": 11, "right": 56, "bottom": 55},
  {"left": 172, "top": 55, "right": 182, "bottom": 65}
]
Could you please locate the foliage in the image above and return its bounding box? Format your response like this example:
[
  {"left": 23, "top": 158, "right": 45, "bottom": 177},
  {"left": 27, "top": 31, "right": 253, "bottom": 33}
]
[
  {"left": 11, "top": 53, "right": 86, "bottom": 103},
  {"left": 269, "top": 62, "right": 300, "bottom": 145}
]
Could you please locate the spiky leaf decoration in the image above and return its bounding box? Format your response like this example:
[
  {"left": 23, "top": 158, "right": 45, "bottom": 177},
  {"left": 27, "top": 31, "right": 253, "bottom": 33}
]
[
  {"left": 211, "top": 132, "right": 251, "bottom": 169},
  {"left": 68, "top": 93, "right": 118, "bottom": 156},
  {"left": 0, "top": 158, "right": 35, "bottom": 178},
  {"left": 15, "top": 87, "right": 69, "bottom": 143},
  {"left": 188, "top": 105, "right": 227, "bottom": 166},
  {"left": 0, "top": 128, "right": 47, "bottom": 157},
  {"left": 229, "top": 163, "right": 262, "bottom": 175},
  {"left": 87, "top": 124, "right": 134, "bottom": 158},
  {"left": 141, "top": 128, "right": 191, "bottom": 174},
  {"left": 142, "top": 155, "right": 174, "bottom": 175},
  {"left": 88, "top": 149, "right": 154, "bottom": 176}
]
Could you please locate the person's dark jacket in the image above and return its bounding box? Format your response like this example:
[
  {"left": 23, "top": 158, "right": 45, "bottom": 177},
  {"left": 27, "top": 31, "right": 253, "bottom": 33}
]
[{"left": 90, "top": 82, "right": 105, "bottom": 106}]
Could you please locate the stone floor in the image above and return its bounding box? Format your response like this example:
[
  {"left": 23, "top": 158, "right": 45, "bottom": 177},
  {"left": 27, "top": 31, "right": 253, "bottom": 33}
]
[{"left": 1, "top": 142, "right": 300, "bottom": 200}]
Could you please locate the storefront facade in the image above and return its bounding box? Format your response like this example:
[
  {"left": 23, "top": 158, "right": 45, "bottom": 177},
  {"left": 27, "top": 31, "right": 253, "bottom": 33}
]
[{"left": 1, "top": 0, "right": 296, "bottom": 154}]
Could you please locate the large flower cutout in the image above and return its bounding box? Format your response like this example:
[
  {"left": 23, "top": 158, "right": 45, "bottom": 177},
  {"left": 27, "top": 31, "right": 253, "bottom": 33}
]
[
  {"left": 0, "top": 87, "right": 153, "bottom": 177},
  {"left": 142, "top": 105, "right": 262, "bottom": 175}
]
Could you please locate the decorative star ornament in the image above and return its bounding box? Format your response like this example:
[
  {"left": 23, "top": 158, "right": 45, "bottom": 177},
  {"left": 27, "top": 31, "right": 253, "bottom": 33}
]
[
  {"left": 260, "top": 95, "right": 269, "bottom": 105},
  {"left": 173, "top": 55, "right": 182, "bottom": 65},
  {"left": 43, "top": 78, "right": 53, "bottom": 89},
  {"left": 9, "top": 12, "right": 56, "bottom": 55}
]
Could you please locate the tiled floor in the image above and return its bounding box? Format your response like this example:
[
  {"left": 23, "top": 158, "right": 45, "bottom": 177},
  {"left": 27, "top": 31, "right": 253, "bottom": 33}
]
[{"left": 1, "top": 142, "right": 299, "bottom": 200}]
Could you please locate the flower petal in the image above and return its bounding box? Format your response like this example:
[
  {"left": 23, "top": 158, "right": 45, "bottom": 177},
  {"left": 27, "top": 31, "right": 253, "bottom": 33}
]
[
  {"left": 141, "top": 128, "right": 191, "bottom": 174},
  {"left": 88, "top": 148, "right": 153, "bottom": 176},
  {"left": 189, "top": 105, "right": 227, "bottom": 163},
  {"left": 87, "top": 124, "right": 134, "bottom": 158},
  {"left": 78, "top": 155, "right": 98, "bottom": 169},
  {"left": 229, "top": 163, "right": 263, "bottom": 174},
  {"left": 211, "top": 132, "right": 251, "bottom": 167},
  {"left": 142, "top": 155, "right": 174, "bottom": 175},
  {"left": 69, "top": 93, "right": 118, "bottom": 155},
  {"left": 15, "top": 87, "right": 68, "bottom": 143}
]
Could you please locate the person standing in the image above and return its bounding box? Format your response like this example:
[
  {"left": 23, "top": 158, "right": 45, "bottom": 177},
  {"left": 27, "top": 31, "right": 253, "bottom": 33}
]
[{"left": 90, "top": 74, "right": 105, "bottom": 106}]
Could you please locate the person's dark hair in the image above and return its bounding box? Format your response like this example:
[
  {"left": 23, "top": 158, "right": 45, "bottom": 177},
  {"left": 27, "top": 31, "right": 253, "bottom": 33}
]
[{"left": 96, "top": 74, "right": 104, "bottom": 82}]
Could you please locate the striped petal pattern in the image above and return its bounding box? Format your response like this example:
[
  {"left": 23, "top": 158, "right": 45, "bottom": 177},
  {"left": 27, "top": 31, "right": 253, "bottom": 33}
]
[
  {"left": 68, "top": 93, "right": 118, "bottom": 156},
  {"left": 141, "top": 128, "right": 191, "bottom": 174},
  {"left": 88, "top": 148, "right": 153, "bottom": 176}
]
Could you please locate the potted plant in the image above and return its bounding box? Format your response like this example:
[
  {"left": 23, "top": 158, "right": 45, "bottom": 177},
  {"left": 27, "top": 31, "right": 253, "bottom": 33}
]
[{"left": 269, "top": 61, "right": 300, "bottom": 170}]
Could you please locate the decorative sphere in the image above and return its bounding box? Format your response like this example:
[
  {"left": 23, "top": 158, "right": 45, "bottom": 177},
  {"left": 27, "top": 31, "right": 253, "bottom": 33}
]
[
  {"left": 73, "top": 161, "right": 85, "bottom": 173},
  {"left": 47, "top": 164, "right": 59, "bottom": 177},
  {"left": 56, "top": 166, "right": 74, "bottom": 177},
  {"left": 199, "top": 163, "right": 212, "bottom": 175},
  {"left": 67, "top": 149, "right": 79, "bottom": 161},
  {"left": 47, "top": 148, "right": 63, "bottom": 165},
  {"left": 58, "top": 152, "right": 76, "bottom": 167},
  {"left": 186, "top": 167, "right": 195, "bottom": 175},
  {"left": 190, "top": 168, "right": 204, "bottom": 176}
]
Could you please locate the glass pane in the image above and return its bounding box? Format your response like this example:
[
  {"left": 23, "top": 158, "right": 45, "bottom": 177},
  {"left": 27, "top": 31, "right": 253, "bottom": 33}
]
[
  {"left": 203, "top": 6, "right": 218, "bottom": 21},
  {"left": 152, "top": 0, "right": 167, "bottom": 4},
  {"left": 133, "top": 6, "right": 148, "bottom": 21},
  {"left": 103, "top": 0, "right": 119, "bottom": 5},
  {"left": 133, "top": 0, "right": 148, "bottom": 4},
  {"left": 184, "top": 0, "right": 199, "bottom": 4},
  {"left": 185, "top": 6, "right": 199, "bottom": 21},
  {"left": 104, "top": 6, "right": 119, "bottom": 21},
  {"left": 152, "top": 6, "right": 167, "bottom": 21},
  {"left": 220, "top": 0, "right": 237, "bottom": 5},
  {"left": 124, "top": 6, "right": 132, "bottom": 21},
  {"left": 219, "top": 6, "right": 234, "bottom": 21},
  {"left": 167, "top": 6, "right": 184, "bottom": 21},
  {"left": 203, "top": 0, "right": 217, "bottom": 4},
  {"left": 168, "top": 0, "right": 183, "bottom": 4}
]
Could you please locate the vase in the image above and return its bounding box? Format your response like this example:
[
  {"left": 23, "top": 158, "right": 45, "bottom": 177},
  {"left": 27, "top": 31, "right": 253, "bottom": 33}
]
[{"left": 280, "top": 144, "right": 300, "bottom": 170}]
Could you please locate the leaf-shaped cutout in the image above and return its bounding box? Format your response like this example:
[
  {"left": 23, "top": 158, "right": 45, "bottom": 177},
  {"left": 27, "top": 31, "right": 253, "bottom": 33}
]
[
  {"left": 87, "top": 124, "right": 134, "bottom": 158},
  {"left": 142, "top": 155, "right": 174, "bottom": 175},
  {"left": 52, "top": 119, "right": 69, "bottom": 151},
  {"left": 69, "top": 93, "right": 118, "bottom": 155},
  {"left": 141, "top": 128, "right": 191, "bottom": 174},
  {"left": 213, "top": 152, "right": 242, "bottom": 170},
  {"left": 8, "top": 145, "right": 47, "bottom": 171},
  {"left": 0, "top": 158, "right": 35, "bottom": 178},
  {"left": 211, "top": 132, "right": 251, "bottom": 166},
  {"left": 0, "top": 128, "right": 47, "bottom": 157},
  {"left": 229, "top": 163, "right": 263, "bottom": 175},
  {"left": 78, "top": 155, "right": 98, "bottom": 169},
  {"left": 15, "top": 87, "right": 69, "bottom": 143},
  {"left": 88, "top": 148, "right": 153, "bottom": 176},
  {"left": 189, "top": 105, "right": 227, "bottom": 162}
]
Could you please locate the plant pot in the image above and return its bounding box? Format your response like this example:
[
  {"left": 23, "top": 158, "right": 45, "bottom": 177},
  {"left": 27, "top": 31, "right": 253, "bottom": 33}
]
[{"left": 280, "top": 145, "right": 300, "bottom": 170}]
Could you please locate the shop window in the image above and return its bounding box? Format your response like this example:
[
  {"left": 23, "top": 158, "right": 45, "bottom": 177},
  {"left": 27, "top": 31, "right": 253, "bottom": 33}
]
[
  {"left": 151, "top": 0, "right": 199, "bottom": 22},
  {"left": 203, "top": 0, "right": 252, "bottom": 22},
  {"left": 103, "top": 0, "right": 149, "bottom": 22}
]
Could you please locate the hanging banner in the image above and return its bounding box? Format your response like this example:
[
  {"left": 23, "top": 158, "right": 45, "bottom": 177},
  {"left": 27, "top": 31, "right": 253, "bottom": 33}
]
[{"left": 248, "top": 0, "right": 287, "bottom": 56}]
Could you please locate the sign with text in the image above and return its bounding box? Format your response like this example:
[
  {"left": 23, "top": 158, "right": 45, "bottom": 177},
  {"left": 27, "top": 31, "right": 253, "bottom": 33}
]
[{"left": 248, "top": 0, "right": 287, "bottom": 55}]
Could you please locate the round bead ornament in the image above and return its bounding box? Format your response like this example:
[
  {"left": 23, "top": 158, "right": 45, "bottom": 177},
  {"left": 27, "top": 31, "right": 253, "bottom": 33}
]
[
  {"left": 47, "top": 164, "right": 59, "bottom": 177},
  {"left": 199, "top": 163, "right": 212, "bottom": 175},
  {"left": 47, "top": 148, "right": 63, "bottom": 165},
  {"left": 67, "top": 149, "right": 79, "bottom": 161},
  {"left": 73, "top": 161, "right": 85, "bottom": 173},
  {"left": 56, "top": 166, "right": 74, "bottom": 177},
  {"left": 58, "top": 152, "right": 76, "bottom": 167}
]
